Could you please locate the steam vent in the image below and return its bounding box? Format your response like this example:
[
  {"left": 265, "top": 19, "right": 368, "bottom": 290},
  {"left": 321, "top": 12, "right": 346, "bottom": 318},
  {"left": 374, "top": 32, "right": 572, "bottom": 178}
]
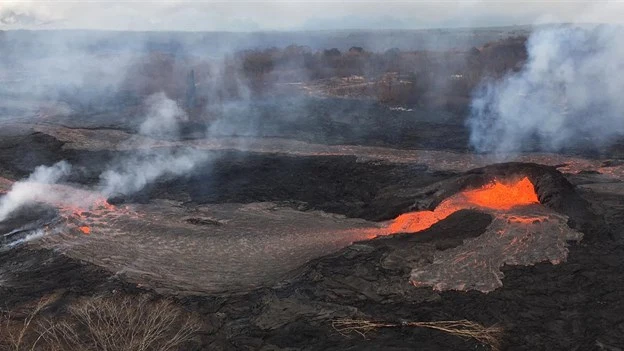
[{"left": 1, "top": 25, "right": 624, "bottom": 351}]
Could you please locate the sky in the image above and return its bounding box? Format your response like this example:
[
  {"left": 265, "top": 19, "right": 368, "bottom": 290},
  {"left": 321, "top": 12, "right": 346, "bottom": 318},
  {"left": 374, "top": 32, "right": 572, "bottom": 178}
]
[{"left": 0, "top": 1, "right": 623, "bottom": 32}]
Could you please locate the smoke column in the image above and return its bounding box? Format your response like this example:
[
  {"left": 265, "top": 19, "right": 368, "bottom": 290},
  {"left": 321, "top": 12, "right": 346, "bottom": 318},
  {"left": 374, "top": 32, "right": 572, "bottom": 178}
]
[
  {"left": 100, "top": 149, "right": 208, "bottom": 196},
  {"left": 99, "top": 92, "right": 209, "bottom": 196},
  {"left": 138, "top": 92, "right": 188, "bottom": 138},
  {"left": 0, "top": 93, "right": 208, "bottom": 221},
  {"left": 468, "top": 25, "right": 624, "bottom": 154},
  {"left": 0, "top": 161, "right": 71, "bottom": 221}
]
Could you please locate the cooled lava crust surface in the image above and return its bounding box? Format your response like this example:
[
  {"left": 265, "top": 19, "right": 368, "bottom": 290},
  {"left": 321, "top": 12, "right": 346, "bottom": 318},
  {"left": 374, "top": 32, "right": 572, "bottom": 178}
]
[{"left": 0, "top": 128, "right": 622, "bottom": 350}]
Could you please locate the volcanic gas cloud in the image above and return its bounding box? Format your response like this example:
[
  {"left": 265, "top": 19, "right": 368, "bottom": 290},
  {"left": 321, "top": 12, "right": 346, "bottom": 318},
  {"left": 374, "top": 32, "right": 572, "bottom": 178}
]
[{"left": 386, "top": 177, "right": 539, "bottom": 234}]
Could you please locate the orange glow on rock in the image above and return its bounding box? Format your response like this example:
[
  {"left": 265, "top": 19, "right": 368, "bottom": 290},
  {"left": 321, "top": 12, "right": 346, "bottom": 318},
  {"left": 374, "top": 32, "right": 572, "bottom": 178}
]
[
  {"left": 94, "top": 198, "right": 116, "bottom": 211},
  {"left": 387, "top": 177, "right": 539, "bottom": 234},
  {"left": 462, "top": 177, "right": 539, "bottom": 210},
  {"left": 55, "top": 196, "right": 122, "bottom": 237}
]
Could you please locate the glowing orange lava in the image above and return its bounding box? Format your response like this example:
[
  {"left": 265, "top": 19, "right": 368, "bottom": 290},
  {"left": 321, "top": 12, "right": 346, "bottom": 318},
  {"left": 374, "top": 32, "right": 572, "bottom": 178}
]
[
  {"left": 57, "top": 197, "right": 116, "bottom": 235},
  {"left": 94, "top": 198, "right": 116, "bottom": 211},
  {"left": 462, "top": 177, "right": 539, "bottom": 210},
  {"left": 387, "top": 177, "right": 539, "bottom": 234}
]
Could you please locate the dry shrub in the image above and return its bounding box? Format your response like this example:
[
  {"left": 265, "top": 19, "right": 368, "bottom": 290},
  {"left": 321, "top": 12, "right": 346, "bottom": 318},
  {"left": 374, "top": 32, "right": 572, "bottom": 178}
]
[
  {"left": 39, "top": 295, "right": 201, "bottom": 351},
  {"left": 332, "top": 318, "right": 503, "bottom": 351},
  {"left": 1, "top": 294, "right": 201, "bottom": 351},
  {"left": 0, "top": 294, "right": 60, "bottom": 351}
]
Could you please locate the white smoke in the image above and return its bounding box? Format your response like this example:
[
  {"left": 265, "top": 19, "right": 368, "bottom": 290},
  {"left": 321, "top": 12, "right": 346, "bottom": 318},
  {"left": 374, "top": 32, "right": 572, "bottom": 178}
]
[
  {"left": 7, "top": 229, "right": 45, "bottom": 248},
  {"left": 100, "top": 93, "right": 208, "bottom": 196},
  {"left": 100, "top": 149, "right": 208, "bottom": 196},
  {"left": 0, "top": 161, "right": 71, "bottom": 221},
  {"left": 139, "top": 92, "right": 188, "bottom": 138},
  {"left": 468, "top": 25, "right": 624, "bottom": 154},
  {"left": 0, "top": 93, "right": 208, "bottom": 220}
]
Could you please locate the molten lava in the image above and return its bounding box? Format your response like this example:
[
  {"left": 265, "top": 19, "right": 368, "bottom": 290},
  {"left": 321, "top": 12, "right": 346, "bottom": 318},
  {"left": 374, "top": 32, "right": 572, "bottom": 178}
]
[
  {"left": 94, "top": 198, "right": 116, "bottom": 211},
  {"left": 387, "top": 177, "right": 539, "bottom": 234},
  {"left": 57, "top": 197, "right": 117, "bottom": 236},
  {"left": 462, "top": 177, "right": 539, "bottom": 210}
]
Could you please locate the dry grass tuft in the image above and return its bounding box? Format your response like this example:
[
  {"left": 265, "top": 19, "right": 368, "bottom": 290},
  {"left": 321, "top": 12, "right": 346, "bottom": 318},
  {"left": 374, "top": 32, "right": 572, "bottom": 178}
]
[{"left": 332, "top": 318, "right": 503, "bottom": 351}]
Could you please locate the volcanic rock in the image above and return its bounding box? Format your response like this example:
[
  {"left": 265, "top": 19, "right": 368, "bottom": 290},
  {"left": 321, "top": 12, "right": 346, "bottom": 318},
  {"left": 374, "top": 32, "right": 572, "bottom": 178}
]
[
  {"left": 398, "top": 162, "right": 605, "bottom": 238},
  {"left": 0, "top": 121, "right": 619, "bottom": 350}
]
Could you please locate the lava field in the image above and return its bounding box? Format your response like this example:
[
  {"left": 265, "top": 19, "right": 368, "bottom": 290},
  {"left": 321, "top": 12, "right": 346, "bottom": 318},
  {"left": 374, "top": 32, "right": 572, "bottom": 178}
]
[
  {"left": 0, "top": 113, "right": 623, "bottom": 350},
  {"left": 1, "top": 25, "right": 624, "bottom": 351}
]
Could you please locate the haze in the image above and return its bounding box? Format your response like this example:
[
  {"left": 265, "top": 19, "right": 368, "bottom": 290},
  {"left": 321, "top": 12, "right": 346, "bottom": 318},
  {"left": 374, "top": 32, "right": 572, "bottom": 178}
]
[{"left": 1, "top": 0, "right": 623, "bottom": 32}]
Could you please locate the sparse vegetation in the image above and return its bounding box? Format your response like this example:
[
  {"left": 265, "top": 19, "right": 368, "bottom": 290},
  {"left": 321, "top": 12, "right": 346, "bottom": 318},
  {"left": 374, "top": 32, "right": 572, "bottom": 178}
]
[
  {"left": 0, "top": 294, "right": 60, "bottom": 351},
  {"left": 332, "top": 317, "right": 503, "bottom": 351},
  {"left": 1, "top": 294, "right": 202, "bottom": 351},
  {"left": 115, "top": 35, "right": 527, "bottom": 113}
]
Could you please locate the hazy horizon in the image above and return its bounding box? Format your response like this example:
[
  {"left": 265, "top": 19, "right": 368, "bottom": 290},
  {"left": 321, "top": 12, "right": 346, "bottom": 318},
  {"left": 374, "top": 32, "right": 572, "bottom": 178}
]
[{"left": 1, "top": 1, "right": 622, "bottom": 32}]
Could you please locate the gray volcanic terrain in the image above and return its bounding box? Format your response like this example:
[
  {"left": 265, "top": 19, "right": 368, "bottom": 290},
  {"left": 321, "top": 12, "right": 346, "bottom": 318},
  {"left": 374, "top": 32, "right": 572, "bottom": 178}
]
[{"left": 1, "top": 25, "right": 624, "bottom": 351}]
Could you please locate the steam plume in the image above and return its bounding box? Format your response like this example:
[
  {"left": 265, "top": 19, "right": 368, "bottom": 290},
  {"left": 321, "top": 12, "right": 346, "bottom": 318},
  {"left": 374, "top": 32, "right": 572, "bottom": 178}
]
[
  {"left": 100, "top": 93, "right": 208, "bottom": 196},
  {"left": 100, "top": 149, "right": 208, "bottom": 196},
  {"left": 7, "top": 229, "right": 45, "bottom": 248},
  {"left": 139, "top": 92, "right": 188, "bottom": 138},
  {"left": 0, "top": 93, "right": 208, "bottom": 219},
  {"left": 0, "top": 161, "right": 71, "bottom": 221},
  {"left": 468, "top": 25, "right": 624, "bottom": 154}
]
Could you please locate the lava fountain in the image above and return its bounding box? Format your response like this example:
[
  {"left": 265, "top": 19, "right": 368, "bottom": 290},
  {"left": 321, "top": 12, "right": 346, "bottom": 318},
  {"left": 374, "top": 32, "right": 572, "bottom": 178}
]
[{"left": 386, "top": 177, "right": 539, "bottom": 234}]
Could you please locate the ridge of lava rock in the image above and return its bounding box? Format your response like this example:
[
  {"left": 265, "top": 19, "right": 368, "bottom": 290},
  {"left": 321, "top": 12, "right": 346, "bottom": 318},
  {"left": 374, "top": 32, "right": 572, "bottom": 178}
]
[{"left": 399, "top": 162, "right": 604, "bottom": 239}]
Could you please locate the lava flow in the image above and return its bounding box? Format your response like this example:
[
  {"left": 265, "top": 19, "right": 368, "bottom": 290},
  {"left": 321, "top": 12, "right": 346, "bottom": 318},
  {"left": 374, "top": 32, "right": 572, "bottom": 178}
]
[
  {"left": 58, "top": 196, "right": 120, "bottom": 236},
  {"left": 386, "top": 177, "right": 539, "bottom": 234}
]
